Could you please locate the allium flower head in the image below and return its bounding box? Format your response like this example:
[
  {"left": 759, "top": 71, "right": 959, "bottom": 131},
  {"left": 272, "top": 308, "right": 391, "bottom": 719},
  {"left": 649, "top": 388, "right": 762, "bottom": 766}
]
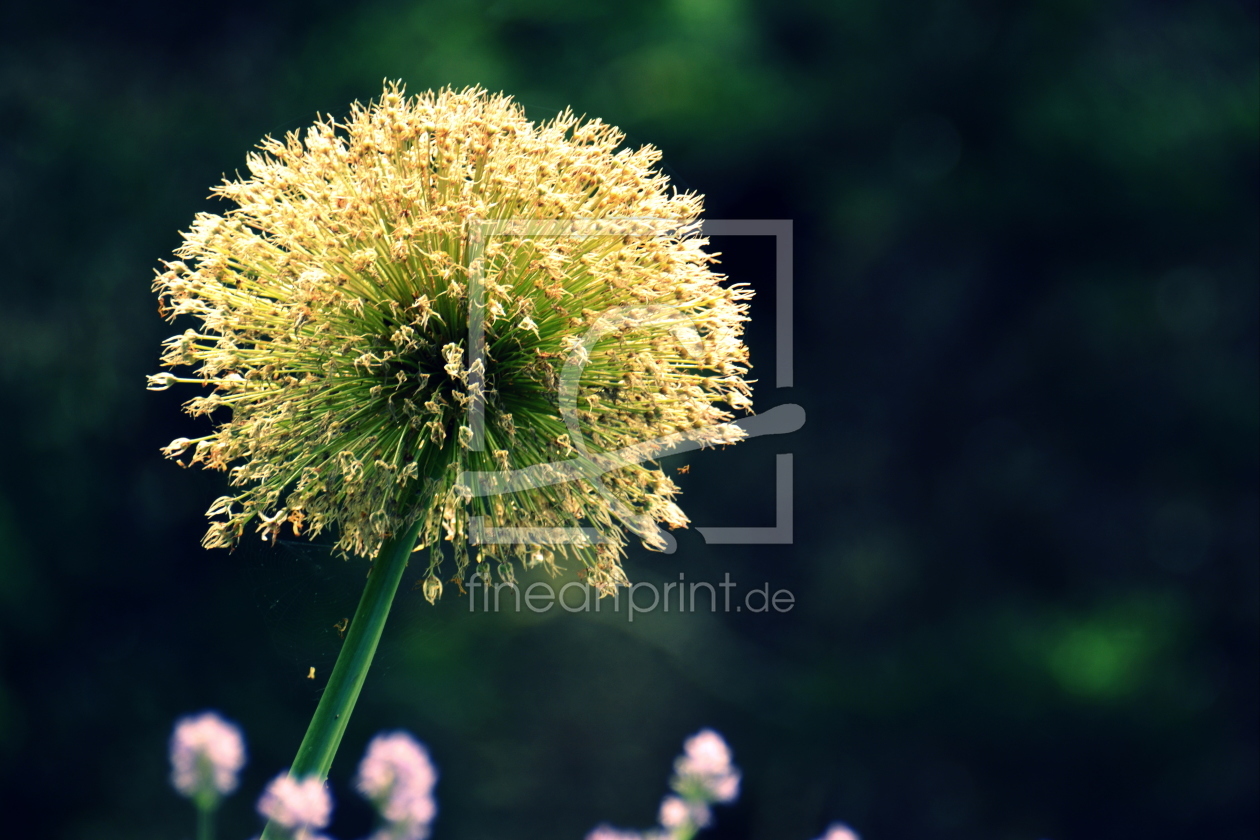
[
  {"left": 150, "top": 82, "right": 752, "bottom": 595},
  {"left": 257, "top": 773, "right": 333, "bottom": 837},
  {"left": 169, "top": 711, "right": 246, "bottom": 806},
  {"left": 355, "top": 731, "right": 438, "bottom": 839}
]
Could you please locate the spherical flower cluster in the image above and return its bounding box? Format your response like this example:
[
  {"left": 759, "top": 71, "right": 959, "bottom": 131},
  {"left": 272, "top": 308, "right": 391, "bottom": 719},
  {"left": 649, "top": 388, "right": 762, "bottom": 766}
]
[
  {"left": 150, "top": 83, "right": 752, "bottom": 596},
  {"left": 257, "top": 773, "right": 333, "bottom": 840},
  {"left": 169, "top": 711, "right": 247, "bottom": 807},
  {"left": 355, "top": 731, "right": 438, "bottom": 840}
]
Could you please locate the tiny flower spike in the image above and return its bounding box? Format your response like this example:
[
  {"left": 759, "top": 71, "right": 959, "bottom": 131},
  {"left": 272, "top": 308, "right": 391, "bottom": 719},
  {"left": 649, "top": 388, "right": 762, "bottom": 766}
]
[
  {"left": 355, "top": 732, "right": 438, "bottom": 840},
  {"left": 589, "top": 729, "right": 740, "bottom": 840},
  {"left": 672, "top": 729, "right": 740, "bottom": 805},
  {"left": 171, "top": 712, "right": 247, "bottom": 840},
  {"left": 257, "top": 773, "right": 333, "bottom": 840},
  {"left": 151, "top": 82, "right": 754, "bottom": 596},
  {"left": 170, "top": 712, "right": 247, "bottom": 809}
]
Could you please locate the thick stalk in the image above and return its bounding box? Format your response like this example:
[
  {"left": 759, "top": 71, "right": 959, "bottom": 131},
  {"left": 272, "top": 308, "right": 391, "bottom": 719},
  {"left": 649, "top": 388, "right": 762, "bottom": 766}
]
[{"left": 259, "top": 516, "right": 425, "bottom": 839}]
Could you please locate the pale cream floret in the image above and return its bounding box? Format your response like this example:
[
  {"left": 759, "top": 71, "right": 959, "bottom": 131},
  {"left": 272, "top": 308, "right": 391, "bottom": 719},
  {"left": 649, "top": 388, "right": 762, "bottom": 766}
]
[{"left": 152, "top": 83, "right": 753, "bottom": 598}]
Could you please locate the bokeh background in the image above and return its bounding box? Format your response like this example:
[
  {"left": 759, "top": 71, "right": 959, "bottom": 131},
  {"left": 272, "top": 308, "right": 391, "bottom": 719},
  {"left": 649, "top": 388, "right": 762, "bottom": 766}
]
[{"left": 0, "top": 1, "right": 1256, "bottom": 838}]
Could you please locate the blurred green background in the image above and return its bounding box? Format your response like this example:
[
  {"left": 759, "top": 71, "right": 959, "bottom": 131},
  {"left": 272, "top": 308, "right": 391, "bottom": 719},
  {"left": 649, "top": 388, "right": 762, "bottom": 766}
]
[{"left": 0, "top": 0, "right": 1256, "bottom": 838}]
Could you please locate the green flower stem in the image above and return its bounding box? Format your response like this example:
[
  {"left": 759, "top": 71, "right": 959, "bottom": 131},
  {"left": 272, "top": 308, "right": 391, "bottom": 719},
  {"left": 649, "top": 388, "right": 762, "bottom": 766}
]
[
  {"left": 259, "top": 515, "right": 425, "bottom": 840},
  {"left": 196, "top": 805, "right": 212, "bottom": 840}
]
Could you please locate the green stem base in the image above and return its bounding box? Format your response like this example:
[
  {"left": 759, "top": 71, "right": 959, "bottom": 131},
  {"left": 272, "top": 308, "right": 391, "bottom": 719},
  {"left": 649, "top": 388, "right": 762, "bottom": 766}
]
[
  {"left": 196, "top": 804, "right": 213, "bottom": 840},
  {"left": 259, "top": 518, "right": 424, "bottom": 839}
]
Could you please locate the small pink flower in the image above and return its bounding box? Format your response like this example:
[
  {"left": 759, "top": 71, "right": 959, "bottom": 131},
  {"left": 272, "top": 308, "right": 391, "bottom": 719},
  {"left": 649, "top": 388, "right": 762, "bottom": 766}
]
[
  {"left": 658, "top": 795, "right": 690, "bottom": 829},
  {"left": 677, "top": 730, "right": 731, "bottom": 777},
  {"left": 356, "top": 732, "right": 438, "bottom": 840},
  {"left": 815, "top": 823, "right": 860, "bottom": 840},
  {"left": 673, "top": 729, "right": 740, "bottom": 803},
  {"left": 585, "top": 826, "right": 645, "bottom": 840},
  {"left": 657, "top": 795, "right": 711, "bottom": 830},
  {"left": 169, "top": 712, "right": 246, "bottom": 801},
  {"left": 257, "top": 773, "right": 332, "bottom": 832}
]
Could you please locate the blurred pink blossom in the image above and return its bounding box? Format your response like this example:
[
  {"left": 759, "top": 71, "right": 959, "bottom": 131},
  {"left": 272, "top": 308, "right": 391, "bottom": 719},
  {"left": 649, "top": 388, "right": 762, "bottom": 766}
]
[
  {"left": 355, "top": 732, "right": 438, "bottom": 840},
  {"left": 587, "top": 728, "right": 740, "bottom": 840},
  {"left": 169, "top": 711, "right": 246, "bottom": 801},
  {"left": 815, "top": 823, "right": 861, "bottom": 840},
  {"left": 585, "top": 826, "right": 645, "bottom": 840},
  {"left": 257, "top": 773, "right": 332, "bottom": 834},
  {"left": 673, "top": 729, "right": 740, "bottom": 803},
  {"left": 657, "top": 794, "right": 712, "bottom": 830},
  {"left": 658, "top": 795, "right": 690, "bottom": 829}
]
